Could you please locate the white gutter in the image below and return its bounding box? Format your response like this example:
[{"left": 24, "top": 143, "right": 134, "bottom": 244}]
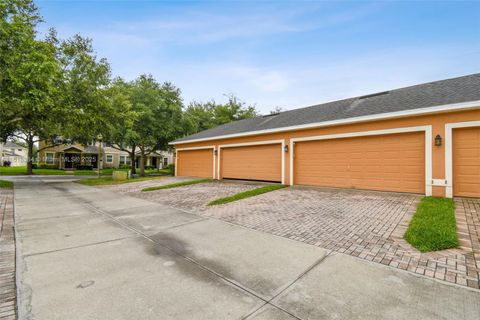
[{"left": 169, "top": 100, "right": 480, "bottom": 145}]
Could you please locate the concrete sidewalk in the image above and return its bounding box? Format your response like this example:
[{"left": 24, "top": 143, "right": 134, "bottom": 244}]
[{"left": 13, "top": 177, "right": 480, "bottom": 319}]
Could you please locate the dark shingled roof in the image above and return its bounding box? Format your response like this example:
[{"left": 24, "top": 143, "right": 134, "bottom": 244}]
[{"left": 173, "top": 73, "right": 480, "bottom": 143}]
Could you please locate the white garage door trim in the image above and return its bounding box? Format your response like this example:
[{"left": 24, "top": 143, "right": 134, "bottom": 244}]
[
  {"left": 218, "top": 139, "right": 285, "bottom": 184},
  {"left": 175, "top": 145, "right": 216, "bottom": 179},
  {"left": 445, "top": 120, "right": 480, "bottom": 198},
  {"left": 290, "top": 125, "right": 433, "bottom": 196}
]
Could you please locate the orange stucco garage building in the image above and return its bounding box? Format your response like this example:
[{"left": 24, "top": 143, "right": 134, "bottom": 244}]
[{"left": 170, "top": 74, "right": 480, "bottom": 198}]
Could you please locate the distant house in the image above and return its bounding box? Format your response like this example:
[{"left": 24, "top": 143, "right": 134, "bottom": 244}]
[
  {"left": 0, "top": 141, "right": 29, "bottom": 167},
  {"left": 38, "top": 141, "right": 174, "bottom": 170}
]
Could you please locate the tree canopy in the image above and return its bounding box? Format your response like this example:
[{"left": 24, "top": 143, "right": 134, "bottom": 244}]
[
  {"left": 107, "top": 75, "right": 183, "bottom": 176},
  {"left": 0, "top": 0, "right": 63, "bottom": 173},
  {"left": 57, "top": 34, "right": 113, "bottom": 144},
  {"left": 183, "top": 95, "right": 258, "bottom": 134},
  {"left": 0, "top": 0, "right": 260, "bottom": 175},
  {"left": 1, "top": 0, "right": 117, "bottom": 174}
]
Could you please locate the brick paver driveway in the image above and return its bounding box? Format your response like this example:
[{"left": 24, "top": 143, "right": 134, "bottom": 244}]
[
  {"left": 97, "top": 176, "right": 197, "bottom": 193},
  {"left": 0, "top": 187, "right": 16, "bottom": 320},
  {"left": 103, "top": 179, "right": 480, "bottom": 290},
  {"left": 203, "top": 187, "right": 480, "bottom": 290},
  {"left": 124, "top": 180, "right": 263, "bottom": 211}
]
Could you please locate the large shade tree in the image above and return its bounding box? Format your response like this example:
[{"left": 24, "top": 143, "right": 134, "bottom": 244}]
[
  {"left": 57, "top": 34, "right": 113, "bottom": 145},
  {"left": 108, "top": 75, "right": 183, "bottom": 176},
  {"left": 106, "top": 78, "right": 138, "bottom": 173},
  {"left": 0, "top": 0, "right": 114, "bottom": 174},
  {"left": 0, "top": 0, "right": 63, "bottom": 174}
]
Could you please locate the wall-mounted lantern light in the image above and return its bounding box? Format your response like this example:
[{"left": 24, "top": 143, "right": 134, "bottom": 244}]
[
  {"left": 435, "top": 134, "right": 442, "bottom": 146},
  {"left": 284, "top": 145, "right": 289, "bottom": 153},
  {"left": 214, "top": 149, "right": 218, "bottom": 156}
]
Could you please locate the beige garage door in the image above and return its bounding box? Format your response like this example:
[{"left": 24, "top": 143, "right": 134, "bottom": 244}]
[
  {"left": 177, "top": 149, "right": 213, "bottom": 178},
  {"left": 221, "top": 144, "right": 282, "bottom": 182},
  {"left": 453, "top": 127, "right": 480, "bottom": 197},
  {"left": 294, "top": 132, "right": 425, "bottom": 193}
]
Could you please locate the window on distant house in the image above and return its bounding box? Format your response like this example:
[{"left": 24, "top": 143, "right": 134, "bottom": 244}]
[
  {"left": 46, "top": 153, "right": 54, "bottom": 164},
  {"left": 106, "top": 154, "right": 113, "bottom": 163},
  {"left": 120, "top": 155, "right": 132, "bottom": 165},
  {"left": 163, "top": 157, "right": 168, "bottom": 167}
]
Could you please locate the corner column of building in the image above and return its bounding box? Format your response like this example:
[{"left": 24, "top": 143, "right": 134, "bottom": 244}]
[
  {"left": 284, "top": 138, "right": 291, "bottom": 185},
  {"left": 214, "top": 144, "right": 219, "bottom": 180},
  {"left": 431, "top": 121, "right": 447, "bottom": 197}
]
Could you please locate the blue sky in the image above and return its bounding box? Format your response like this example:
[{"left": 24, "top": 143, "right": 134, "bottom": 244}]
[{"left": 36, "top": 1, "right": 480, "bottom": 114}]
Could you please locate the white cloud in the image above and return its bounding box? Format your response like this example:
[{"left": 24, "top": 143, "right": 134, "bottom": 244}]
[
  {"left": 224, "top": 66, "right": 291, "bottom": 92},
  {"left": 162, "top": 44, "right": 480, "bottom": 114},
  {"left": 37, "top": 2, "right": 480, "bottom": 115},
  {"left": 101, "top": 3, "right": 380, "bottom": 46}
]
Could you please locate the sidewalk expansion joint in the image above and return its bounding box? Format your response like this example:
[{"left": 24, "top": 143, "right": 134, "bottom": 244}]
[
  {"left": 65, "top": 189, "right": 333, "bottom": 320},
  {"left": 242, "top": 251, "right": 333, "bottom": 320},
  {"left": 24, "top": 236, "right": 134, "bottom": 257}
]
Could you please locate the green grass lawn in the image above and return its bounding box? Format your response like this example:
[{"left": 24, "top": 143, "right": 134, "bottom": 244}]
[
  {"left": 0, "top": 166, "right": 66, "bottom": 175},
  {"left": 141, "top": 179, "right": 211, "bottom": 191},
  {"left": 208, "top": 184, "right": 287, "bottom": 206},
  {"left": 0, "top": 166, "right": 172, "bottom": 176},
  {"left": 77, "top": 175, "right": 166, "bottom": 186},
  {"left": 404, "top": 197, "right": 458, "bottom": 252},
  {"left": 0, "top": 180, "right": 13, "bottom": 189}
]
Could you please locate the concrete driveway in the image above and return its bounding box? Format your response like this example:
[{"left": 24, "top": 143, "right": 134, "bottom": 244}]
[{"left": 12, "top": 177, "right": 480, "bottom": 319}]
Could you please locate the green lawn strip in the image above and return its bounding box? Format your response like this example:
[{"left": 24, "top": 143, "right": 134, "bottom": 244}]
[
  {"left": 0, "top": 166, "right": 28, "bottom": 175},
  {"left": 74, "top": 170, "right": 100, "bottom": 175},
  {"left": 0, "top": 166, "right": 65, "bottom": 175},
  {"left": 208, "top": 184, "right": 287, "bottom": 206},
  {"left": 77, "top": 175, "right": 166, "bottom": 186},
  {"left": 141, "top": 179, "right": 211, "bottom": 191},
  {"left": 0, "top": 180, "right": 13, "bottom": 189},
  {"left": 403, "top": 197, "right": 458, "bottom": 252}
]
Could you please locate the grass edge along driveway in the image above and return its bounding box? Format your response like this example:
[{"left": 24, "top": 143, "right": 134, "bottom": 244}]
[
  {"left": 141, "top": 179, "right": 211, "bottom": 191},
  {"left": 404, "top": 196, "right": 458, "bottom": 252},
  {"left": 208, "top": 184, "right": 287, "bottom": 206},
  {"left": 0, "top": 180, "right": 13, "bottom": 189}
]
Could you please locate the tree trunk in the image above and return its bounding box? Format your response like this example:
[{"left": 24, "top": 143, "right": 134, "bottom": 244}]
[
  {"left": 26, "top": 136, "right": 34, "bottom": 175},
  {"left": 130, "top": 145, "right": 136, "bottom": 174},
  {"left": 140, "top": 151, "right": 146, "bottom": 177}
]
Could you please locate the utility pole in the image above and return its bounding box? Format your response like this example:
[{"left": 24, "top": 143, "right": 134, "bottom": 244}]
[{"left": 97, "top": 134, "right": 103, "bottom": 178}]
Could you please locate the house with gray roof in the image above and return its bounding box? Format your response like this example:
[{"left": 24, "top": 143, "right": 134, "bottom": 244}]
[
  {"left": 38, "top": 141, "right": 173, "bottom": 171},
  {"left": 170, "top": 73, "right": 480, "bottom": 198}
]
